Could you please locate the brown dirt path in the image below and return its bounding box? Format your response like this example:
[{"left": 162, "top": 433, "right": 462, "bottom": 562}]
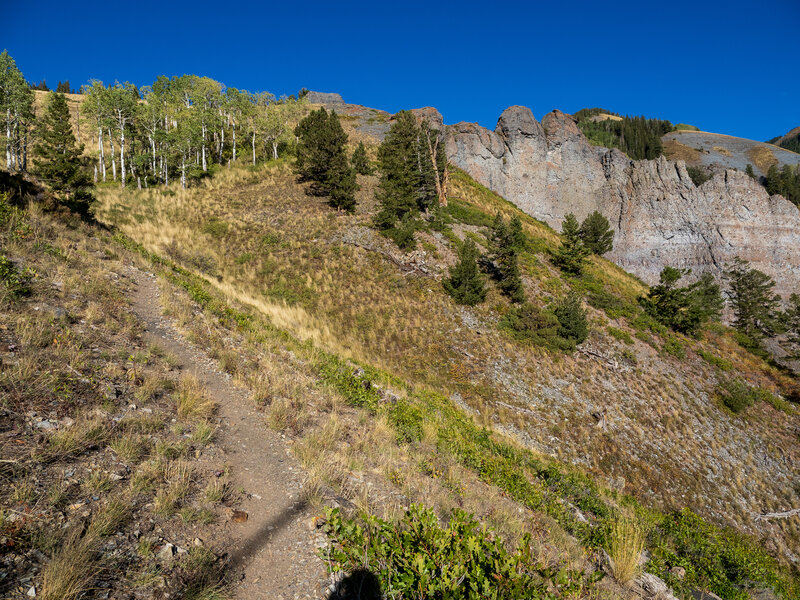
[{"left": 125, "top": 266, "right": 330, "bottom": 600}]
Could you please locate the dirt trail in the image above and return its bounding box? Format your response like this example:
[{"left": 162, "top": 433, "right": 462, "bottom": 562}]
[{"left": 125, "top": 266, "right": 329, "bottom": 600}]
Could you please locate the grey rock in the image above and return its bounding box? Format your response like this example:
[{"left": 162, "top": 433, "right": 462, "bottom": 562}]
[
  {"left": 447, "top": 106, "right": 800, "bottom": 299},
  {"left": 157, "top": 543, "right": 175, "bottom": 562},
  {"left": 668, "top": 566, "right": 686, "bottom": 580},
  {"left": 636, "top": 573, "right": 679, "bottom": 599},
  {"left": 691, "top": 591, "right": 723, "bottom": 600},
  {"left": 305, "top": 91, "right": 345, "bottom": 105}
]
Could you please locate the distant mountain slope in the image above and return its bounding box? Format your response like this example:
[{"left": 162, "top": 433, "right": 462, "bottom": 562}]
[
  {"left": 769, "top": 125, "right": 800, "bottom": 153},
  {"left": 662, "top": 129, "right": 800, "bottom": 176}
]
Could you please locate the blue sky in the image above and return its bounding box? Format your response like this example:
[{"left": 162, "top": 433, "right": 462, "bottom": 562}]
[{"left": 4, "top": 0, "right": 798, "bottom": 141}]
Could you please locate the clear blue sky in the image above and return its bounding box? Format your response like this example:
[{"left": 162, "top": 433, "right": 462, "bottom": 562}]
[{"left": 3, "top": 0, "right": 798, "bottom": 141}]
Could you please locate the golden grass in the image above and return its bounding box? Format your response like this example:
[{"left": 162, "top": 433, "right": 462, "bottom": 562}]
[
  {"left": 747, "top": 145, "right": 778, "bottom": 174},
  {"left": 605, "top": 514, "right": 647, "bottom": 584},
  {"left": 39, "top": 528, "right": 98, "bottom": 600},
  {"left": 662, "top": 139, "right": 701, "bottom": 164},
  {"left": 176, "top": 374, "right": 216, "bottom": 420},
  {"left": 712, "top": 145, "right": 732, "bottom": 157}
]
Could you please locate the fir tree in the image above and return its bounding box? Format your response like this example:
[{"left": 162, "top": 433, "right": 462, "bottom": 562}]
[
  {"left": 723, "top": 257, "right": 782, "bottom": 345},
  {"left": 374, "top": 111, "right": 421, "bottom": 231},
  {"left": 509, "top": 215, "right": 525, "bottom": 251},
  {"left": 294, "top": 108, "right": 357, "bottom": 208},
  {"left": 579, "top": 211, "right": 614, "bottom": 255},
  {"left": 554, "top": 213, "right": 590, "bottom": 275},
  {"left": 554, "top": 293, "right": 589, "bottom": 347},
  {"left": 443, "top": 239, "right": 486, "bottom": 306},
  {"left": 34, "top": 92, "right": 93, "bottom": 214},
  {"left": 640, "top": 267, "right": 723, "bottom": 336},
  {"left": 782, "top": 294, "right": 800, "bottom": 358},
  {"left": 745, "top": 164, "right": 757, "bottom": 180},
  {"left": 488, "top": 213, "right": 525, "bottom": 302},
  {"left": 351, "top": 141, "right": 372, "bottom": 175}
]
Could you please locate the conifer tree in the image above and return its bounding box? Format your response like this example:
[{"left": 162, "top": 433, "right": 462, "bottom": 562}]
[
  {"left": 294, "top": 108, "right": 357, "bottom": 208},
  {"left": 351, "top": 141, "right": 372, "bottom": 175},
  {"left": 34, "top": 92, "right": 93, "bottom": 214},
  {"left": 554, "top": 293, "right": 588, "bottom": 347},
  {"left": 375, "top": 110, "right": 420, "bottom": 229},
  {"left": 554, "top": 213, "right": 590, "bottom": 275},
  {"left": 640, "top": 267, "right": 723, "bottom": 335},
  {"left": 509, "top": 215, "right": 525, "bottom": 251},
  {"left": 488, "top": 213, "right": 525, "bottom": 302},
  {"left": 443, "top": 239, "right": 486, "bottom": 306},
  {"left": 745, "top": 164, "right": 757, "bottom": 180},
  {"left": 723, "top": 257, "right": 781, "bottom": 345},
  {"left": 579, "top": 211, "right": 614, "bottom": 255}
]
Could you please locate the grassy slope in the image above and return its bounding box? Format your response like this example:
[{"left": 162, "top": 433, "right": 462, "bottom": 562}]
[
  {"left": 91, "top": 138, "right": 800, "bottom": 592},
  {"left": 0, "top": 193, "right": 230, "bottom": 600}
]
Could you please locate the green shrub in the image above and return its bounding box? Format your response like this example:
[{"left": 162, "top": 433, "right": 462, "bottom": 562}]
[
  {"left": 321, "top": 505, "right": 601, "bottom": 599},
  {"left": 501, "top": 303, "right": 572, "bottom": 351},
  {"left": 687, "top": 166, "right": 712, "bottom": 187},
  {"left": 382, "top": 215, "right": 417, "bottom": 250},
  {"left": 0, "top": 255, "right": 31, "bottom": 300},
  {"left": 697, "top": 349, "right": 732, "bottom": 371},
  {"left": 608, "top": 326, "right": 634, "bottom": 345},
  {"left": 201, "top": 217, "right": 228, "bottom": 238},
  {"left": 662, "top": 336, "right": 686, "bottom": 359},
  {"left": 585, "top": 288, "right": 636, "bottom": 320},
  {"left": 718, "top": 379, "right": 757, "bottom": 413}
]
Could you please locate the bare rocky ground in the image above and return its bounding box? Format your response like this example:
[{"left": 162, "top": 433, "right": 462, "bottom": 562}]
[{"left": 126, "top": 267, "right": 329, "bottom": 600}]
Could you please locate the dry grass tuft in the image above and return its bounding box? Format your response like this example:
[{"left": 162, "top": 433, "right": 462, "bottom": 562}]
[
  {"left": 605, "top": 514, "right": 647, "bottom": 584},
  {"left": 39, "top": 528, "right": 98, "bottom": 600},
  {"left": 176, "top": 375, "right": 216, "bottom": 420}
]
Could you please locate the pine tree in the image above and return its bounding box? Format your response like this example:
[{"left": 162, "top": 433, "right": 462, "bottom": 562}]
[
  {"left": 488, "top": 213, "right": 525, "bottom": 302},
  {"left": 554, "top": 213, "right": 590, "bottom": 275},
  {"left": 34, "top": 92, "right": 93, "bottom": 214},
  {"left": 509, "top": 215, "right": 525, "bottom": 251},
  {"left": 640, "top": 267, "right": 723, "bottom": 336},
  {"left": 294, "top": 108, "right": 357, "bottom": 208},
  {"left": 375, "top": 111, "right": 420, "bottom": 229},
  {"left": 351, "top": 141, "right": 372, "bottom": 175},
  {"left": 783, "top": 294, "right": 800, "bottom": 358},
  {"left": 579, "top": 211, "right": 614, "bottom": 255},
  {"left": 327, "top": 148, "right": 358, "bottom": 212},
  {"left": 554, "top": 293, "right": 588, "bottom": 347},
  {"left": 745, "top": 164, "right": 757, "bottom": 180},
  {"left": 443, "top": 239, "right": 486, "bottom": 306},
  {"left": 723, "top": 257, "right": 781, "bottom": 345}
]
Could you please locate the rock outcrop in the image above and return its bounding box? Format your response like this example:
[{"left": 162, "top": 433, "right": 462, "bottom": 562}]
[
  {"left": 305, "top": 91, "right": 345, "bottom": 106},
  {"left": 447, "top": 106, "right": 800, "bottom": 297}
]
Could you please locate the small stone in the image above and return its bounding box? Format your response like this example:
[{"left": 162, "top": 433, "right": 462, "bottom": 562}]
[
  {"left": 192, "top": 538, "right": 203, "bottom": 547},
  {"left": 157, "top": 543, "right": 175, "bottom": 562},
  {"left": 669, "top": 566, "right": 686, "bottom": 580},
  {"left": 27, "top": 585, "right": 36, "bottom": 597},
  {"left": 175, "top": 546, "right": 188, "bottom": 556},
  {"left": 224, "top": 508, "right": 248, "bottom": 523},
  {"left": 35, "top": 420, "right": 57, "bottom": 430}
]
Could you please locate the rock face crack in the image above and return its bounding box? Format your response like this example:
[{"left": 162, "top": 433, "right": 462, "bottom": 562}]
[{"left": 446, "top": 106, "right": 800, "bottom": 297}]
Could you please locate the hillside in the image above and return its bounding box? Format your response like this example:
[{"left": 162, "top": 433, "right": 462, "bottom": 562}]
[
  {"left": 84, "top": 101, "right": 800, "bottom": 593},
  {"left": 769, "top": 126, "right": 800, "bottom": 154},
  {"left": 662, "top": 129, "right": 800, "bottom": 177},
  {"left": 4, "top": 83, "right": 800, "bottom": 600}
]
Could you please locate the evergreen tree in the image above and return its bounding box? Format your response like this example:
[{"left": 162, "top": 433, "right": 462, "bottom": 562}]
[
  {"left": 745, "top": 164, "right": 757, "bottom": 180},
  {"left": 640, "top": 267, "right": 723, "bottom": 336},
  {"left": 34, "top": 92, "right": 93, "bottom": 214},
  {"left": 351, "top": 141, "right": 372, "bottom": 175},
  {"left": 488, "top": 213, "right": 525, "bottom": 302},
  {"left": 554, "top": 293, "right": 589, "bottom": 347},
  {"left": 326, "top": 148, "right": 358, "bottom": 212},
  {"left": 554, "top": 213, "right": 590, "bottom": 275},
  {"left": 509, "top": 215, "right": 525, "bottom": 251},
  {"left": 294, "top": 108, "right": 357, "bottom": 208},
  {"left": 579, "top": 211, "right": 614, "bottom": 255},
  {"left": 723, "top": 257, "right": 782, "bottom": 345},
  {"left": 443, "top": 239, "right": 486, "bottom": 306},
  {"left": 375, "top": 111, "right": 420, "bottom": 229},
  {"left": 782, "top": 294, "right": 800, "bottom": 358}
]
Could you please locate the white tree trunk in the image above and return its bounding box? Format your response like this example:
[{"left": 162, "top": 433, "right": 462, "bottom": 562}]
[
  {"left": 232, "top": 122, "right": 237, "bottom": 162},
  {"left": 272, "top": 140, "right": 278, "bottom": 160},
  {"left": 181, "top": 154, "right": 187, "bottom": 189},
  {"left": 5, "top": 110, "right": 11, "bottom": 170},
  {"left": 201, "top": 124, "right": 207, "bottom": 171},
  {"left": 252, "top": 132, "right": 256, "bottom": 165},
  {"left": 109, "top": 128, "right": 117, "bottom": 181},
  {"left": 99, "top": 127, "right": 106, "bottom": 182},
  {"left": 120, "top": 123, "right": 126, "bottom": 188}
]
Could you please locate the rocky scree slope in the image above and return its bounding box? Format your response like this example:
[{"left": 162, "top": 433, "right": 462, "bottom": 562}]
[{"left": 445, "top": 106, "right": 800, "bottom": 299}]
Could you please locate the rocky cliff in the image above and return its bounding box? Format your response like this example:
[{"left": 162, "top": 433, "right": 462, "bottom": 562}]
[{"left": 446, "top": 106, "right": 800, "bottom": 298}]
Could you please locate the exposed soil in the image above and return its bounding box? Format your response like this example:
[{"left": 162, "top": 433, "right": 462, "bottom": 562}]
[{"left": 125, "top": 266, "right": 329, "bottom": 599}]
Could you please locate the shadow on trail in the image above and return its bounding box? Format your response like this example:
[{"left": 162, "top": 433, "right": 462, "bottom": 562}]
[
  {"left": 227, "top": 499, "right": 308, "bottom": 571},
  {"left": 329, "top": 569, "right": 382, "bottom": 600}
]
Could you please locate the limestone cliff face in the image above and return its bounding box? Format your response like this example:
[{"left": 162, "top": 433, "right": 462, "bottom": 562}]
[{"left": 446, "top": 107, "right": 800, "bottom": 297}]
